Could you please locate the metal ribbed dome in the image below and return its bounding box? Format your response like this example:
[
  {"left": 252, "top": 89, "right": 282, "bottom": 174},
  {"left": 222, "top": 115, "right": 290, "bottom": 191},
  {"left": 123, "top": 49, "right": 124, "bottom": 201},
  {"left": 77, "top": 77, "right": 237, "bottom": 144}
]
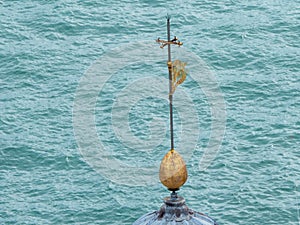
[{"left": 133, "top": 194, "right": 218, "bottom": 225}]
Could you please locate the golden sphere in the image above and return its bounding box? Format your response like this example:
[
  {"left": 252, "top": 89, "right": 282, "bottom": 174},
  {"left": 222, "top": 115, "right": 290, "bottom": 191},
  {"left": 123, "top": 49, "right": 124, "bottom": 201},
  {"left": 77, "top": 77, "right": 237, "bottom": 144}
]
[{"left": 159, "top": 149, "right": 188, "bottom": 190}]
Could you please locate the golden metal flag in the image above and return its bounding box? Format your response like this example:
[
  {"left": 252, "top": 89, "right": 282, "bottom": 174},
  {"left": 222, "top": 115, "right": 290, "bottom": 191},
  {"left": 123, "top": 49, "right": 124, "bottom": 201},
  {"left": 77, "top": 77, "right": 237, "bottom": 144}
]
[{"left": 170, "top": 59, "right": 187, "bottom": 95}]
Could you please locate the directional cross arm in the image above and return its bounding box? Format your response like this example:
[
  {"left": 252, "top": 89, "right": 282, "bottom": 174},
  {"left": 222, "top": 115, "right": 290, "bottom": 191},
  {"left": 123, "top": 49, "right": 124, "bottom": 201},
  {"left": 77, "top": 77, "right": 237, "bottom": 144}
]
[{"left": 156, "top": 37, "right": 183, "bottom": 49}]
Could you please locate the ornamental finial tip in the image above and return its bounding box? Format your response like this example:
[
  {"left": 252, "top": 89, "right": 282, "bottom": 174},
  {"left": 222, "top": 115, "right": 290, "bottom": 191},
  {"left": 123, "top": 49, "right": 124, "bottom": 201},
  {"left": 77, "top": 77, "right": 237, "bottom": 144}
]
[{"left": 159, "top": 149, "right": 188, "bottom": 191}]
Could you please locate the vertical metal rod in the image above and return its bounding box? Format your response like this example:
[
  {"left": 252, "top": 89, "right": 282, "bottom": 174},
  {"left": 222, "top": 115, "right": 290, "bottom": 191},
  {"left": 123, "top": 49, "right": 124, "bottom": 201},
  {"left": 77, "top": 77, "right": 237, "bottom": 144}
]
[{"left": 167, "top": 16, "right": 174, "bottom": 150}]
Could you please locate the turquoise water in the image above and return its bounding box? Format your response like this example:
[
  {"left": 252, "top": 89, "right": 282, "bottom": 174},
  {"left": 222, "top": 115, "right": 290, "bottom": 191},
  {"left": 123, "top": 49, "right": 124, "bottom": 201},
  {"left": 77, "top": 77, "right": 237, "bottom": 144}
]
[{"left": 1, "top": 0, "right": 300, "bottom": 224}]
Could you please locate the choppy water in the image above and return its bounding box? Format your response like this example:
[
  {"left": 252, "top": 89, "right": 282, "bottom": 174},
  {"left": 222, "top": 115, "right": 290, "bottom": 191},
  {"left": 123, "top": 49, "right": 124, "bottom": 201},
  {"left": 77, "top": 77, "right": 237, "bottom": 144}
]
[{"left": 1, "top": 1, "right": 300, "bottom": 224}]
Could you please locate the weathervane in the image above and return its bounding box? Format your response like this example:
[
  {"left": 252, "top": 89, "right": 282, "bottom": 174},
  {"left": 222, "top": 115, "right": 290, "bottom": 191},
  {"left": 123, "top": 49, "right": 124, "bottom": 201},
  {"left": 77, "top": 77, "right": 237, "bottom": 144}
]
[
  {"left": 156, "top": 15, "right": 188, "bottom": 198},
  {"left": 133, "top": 16, "right": 219, "bottom": 225}
]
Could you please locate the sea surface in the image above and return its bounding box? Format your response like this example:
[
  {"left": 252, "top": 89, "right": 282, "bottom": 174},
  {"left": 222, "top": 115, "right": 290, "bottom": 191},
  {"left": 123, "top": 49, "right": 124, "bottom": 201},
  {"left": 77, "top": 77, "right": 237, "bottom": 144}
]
[{"left": 1, "top": 0, "right": 300, "bottom": 224}]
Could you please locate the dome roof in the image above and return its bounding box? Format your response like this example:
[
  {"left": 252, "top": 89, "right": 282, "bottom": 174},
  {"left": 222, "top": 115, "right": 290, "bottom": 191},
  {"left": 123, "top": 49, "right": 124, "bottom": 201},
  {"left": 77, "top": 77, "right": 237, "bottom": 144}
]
[{"left": 133, "top": 195, "right": 218, "bottom": 225}]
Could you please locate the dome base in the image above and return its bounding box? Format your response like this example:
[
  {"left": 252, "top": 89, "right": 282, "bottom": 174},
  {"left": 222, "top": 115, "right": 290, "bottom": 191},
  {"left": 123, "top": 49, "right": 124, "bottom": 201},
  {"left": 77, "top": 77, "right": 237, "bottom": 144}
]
[{"left": 133, "top": 194, "right": 218, "bottom": 225}]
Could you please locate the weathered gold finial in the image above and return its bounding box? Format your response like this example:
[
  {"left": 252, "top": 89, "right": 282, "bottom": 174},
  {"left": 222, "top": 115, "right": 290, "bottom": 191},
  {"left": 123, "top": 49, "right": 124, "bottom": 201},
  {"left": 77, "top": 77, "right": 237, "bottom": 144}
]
[{"left": 159, "top": 149, "right": 188, "bottom": 191}]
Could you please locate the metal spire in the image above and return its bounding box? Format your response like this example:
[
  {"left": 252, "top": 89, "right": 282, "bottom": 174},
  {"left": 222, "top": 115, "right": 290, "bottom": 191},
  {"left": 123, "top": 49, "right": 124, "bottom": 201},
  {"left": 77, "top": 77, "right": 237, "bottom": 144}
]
[
  {"left": 156, "top": 16, "right": 188, "bottom": 194},
  {"left": 133, "top": 16, "right": 219, "bottom": 225},
  {"left": 156, "top": 15, "right": 183, "bottom": 150}
]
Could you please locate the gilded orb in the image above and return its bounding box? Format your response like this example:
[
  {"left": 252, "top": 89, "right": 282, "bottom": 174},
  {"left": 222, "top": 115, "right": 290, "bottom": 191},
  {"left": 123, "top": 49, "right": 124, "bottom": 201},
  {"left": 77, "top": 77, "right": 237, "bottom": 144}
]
[{"left": 159, "top": 149, "right": 188, "bottom": 190}]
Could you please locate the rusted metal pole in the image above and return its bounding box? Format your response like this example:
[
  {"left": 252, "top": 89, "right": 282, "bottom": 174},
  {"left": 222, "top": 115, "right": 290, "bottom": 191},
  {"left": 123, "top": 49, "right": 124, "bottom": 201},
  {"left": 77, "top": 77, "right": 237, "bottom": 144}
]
[{"left": 167, "top": 16, "right": 174, "bottom": 150}]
